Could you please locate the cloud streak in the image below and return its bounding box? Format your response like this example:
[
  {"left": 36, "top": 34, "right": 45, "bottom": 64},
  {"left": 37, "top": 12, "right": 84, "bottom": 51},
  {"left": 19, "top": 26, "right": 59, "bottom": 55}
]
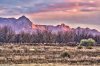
[
  {"left": 0, "top": 0, "right": 100, "bottom": 31},
  {"left": 0, "top": 0, "right": 99, "bottom": 15}
]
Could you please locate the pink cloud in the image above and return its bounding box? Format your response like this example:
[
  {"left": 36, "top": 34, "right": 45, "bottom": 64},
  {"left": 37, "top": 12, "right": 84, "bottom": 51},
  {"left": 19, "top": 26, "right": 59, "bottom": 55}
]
[
  {"left": 33, "top": 1, "right": 97, "bottom": 14},
  {"left": 27, "top": 0, "right": 100, "bottom": 20},
  {"left": 29, "top": 10, "right": 91, "bottom": 20}
]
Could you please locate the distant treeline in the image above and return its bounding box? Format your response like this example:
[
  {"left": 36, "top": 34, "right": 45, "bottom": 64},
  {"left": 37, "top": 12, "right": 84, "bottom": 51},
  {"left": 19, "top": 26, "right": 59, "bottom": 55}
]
[{"left": 0, "top": 26, "right": 100, "bottom": 44}]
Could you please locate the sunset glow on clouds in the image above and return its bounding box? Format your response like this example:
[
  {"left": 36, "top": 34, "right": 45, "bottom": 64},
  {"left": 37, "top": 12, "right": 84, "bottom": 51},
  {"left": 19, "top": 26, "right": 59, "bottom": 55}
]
[{"left": 0, "top": 0, "right": 100, "bottom": 30}]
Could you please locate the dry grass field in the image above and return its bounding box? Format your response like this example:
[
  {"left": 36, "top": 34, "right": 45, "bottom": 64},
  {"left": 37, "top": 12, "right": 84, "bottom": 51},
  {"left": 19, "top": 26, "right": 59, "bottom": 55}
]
[
  {"left": 0, "top": 44, "right": 99, "bottom": 66},
  {"left": 0, "top": 64, "right": 99, "bottom": 66}
]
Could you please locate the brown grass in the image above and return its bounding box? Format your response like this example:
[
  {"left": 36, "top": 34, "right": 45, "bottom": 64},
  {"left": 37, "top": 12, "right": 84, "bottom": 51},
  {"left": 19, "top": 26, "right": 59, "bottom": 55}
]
[{"left": 0, "top": 44, "right": 99, "bottom": 65}]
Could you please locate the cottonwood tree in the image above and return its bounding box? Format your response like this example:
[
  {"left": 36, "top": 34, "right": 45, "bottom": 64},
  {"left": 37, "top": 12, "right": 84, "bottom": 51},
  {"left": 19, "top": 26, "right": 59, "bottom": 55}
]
[
  {"left": 0, "top": 26, "right": 15, "bottom": 43},
  {"left": 43, "top": 30, "right": 56, "bottom": 43},
  {"left": 63, "top": 31, "right": 75, "bottom": 43},
  {"left": 56, "top": 32, "right": 64, "bottom": 44}
]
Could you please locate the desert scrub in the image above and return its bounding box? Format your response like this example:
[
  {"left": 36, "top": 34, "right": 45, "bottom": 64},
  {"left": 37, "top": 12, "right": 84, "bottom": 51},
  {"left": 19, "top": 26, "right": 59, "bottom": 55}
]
[
  {"left": 60, "top": 52, "right": 70, "bottom": 58},
  {"left": 80, "top": 38, "right": 96, "bottom": 49},
  {"left": 86, "top": 46, "right": 93, "bottom": 49},
  {"left": 80, "top": 38, "right": 95, "bottom": 46},
  {"left": 77, "top": 46, "right": 83, "bottom": 49}
]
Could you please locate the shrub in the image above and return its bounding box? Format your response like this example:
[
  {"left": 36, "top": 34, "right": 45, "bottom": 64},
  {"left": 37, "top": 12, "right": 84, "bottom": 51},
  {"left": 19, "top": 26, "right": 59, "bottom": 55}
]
[
  {"left": 80, "top": 38, "right": 95, "bottom": 46},
  {"left": 86, "top": 46, "right": 93, "bottom": 49},
  {"left": 87, "top": 38, "right": 96, "bottom": 46},
  {"left": 77, "top": 46, "right": 83, "bottom": 49},
  {"left": 61, "top": 52, "right": 70, "bottom": 58}
]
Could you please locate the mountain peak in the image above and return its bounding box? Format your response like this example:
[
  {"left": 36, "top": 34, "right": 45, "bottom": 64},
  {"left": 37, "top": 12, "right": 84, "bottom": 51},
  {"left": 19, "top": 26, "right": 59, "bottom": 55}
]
[
  {"left": 61, "top": 23, "right": 66, "bottom": 27},
  {"left": 18, "top": 15, "right": 29, "bottom": 20},
  {"left": 57, "top": 23, "right": 70, "bottom": 29}
]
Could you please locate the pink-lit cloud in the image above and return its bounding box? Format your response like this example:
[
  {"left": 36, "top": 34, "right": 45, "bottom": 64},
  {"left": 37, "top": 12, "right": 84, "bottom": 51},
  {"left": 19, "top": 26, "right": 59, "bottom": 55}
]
[{"left": 0, "top": 0, "right": 100, "bottom": 31}]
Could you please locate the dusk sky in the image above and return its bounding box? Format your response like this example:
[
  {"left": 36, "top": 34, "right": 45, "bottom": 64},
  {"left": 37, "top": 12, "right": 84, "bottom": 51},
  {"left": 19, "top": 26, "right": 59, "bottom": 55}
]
[{"left": 0, "top": 0, "right": 100, "bottom": 31}]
